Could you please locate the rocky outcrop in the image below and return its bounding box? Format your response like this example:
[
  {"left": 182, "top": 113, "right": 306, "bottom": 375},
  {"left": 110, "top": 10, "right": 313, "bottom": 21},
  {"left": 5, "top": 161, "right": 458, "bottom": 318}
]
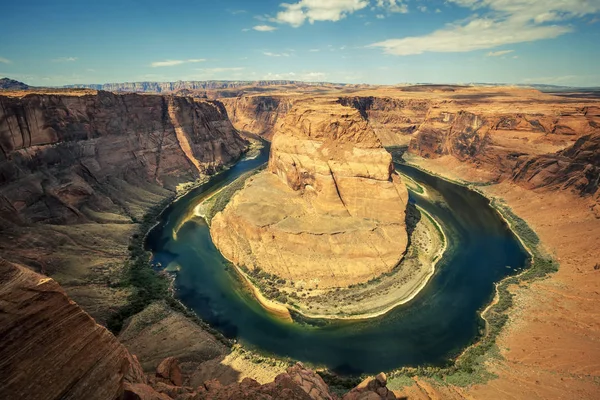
[
  {"left": 221, "top": 95, "right": 294, "bottom": 139},
  {"left": 512, "top": 132, "right": 600, "bottom": 197},
  {"left": 193, "top": 363, "right": 397, "bottom": 400},
  {"left": 0, "top": 91, "right": 247, "bottom": 225},
  {"left": 339, "top": 96, "right": 430, "bottom": 147},
  {"left": 0, "top": 258, "right": 145, "bottom": 400},
  {"left": 343, "top": 373, "right": 395, "bottom": 400},
  {"left": 211, "top": 99, "right": 409, "bottom": 289},
  {"left": 0, "top": 91, "right": 248, "bottom": 323}
]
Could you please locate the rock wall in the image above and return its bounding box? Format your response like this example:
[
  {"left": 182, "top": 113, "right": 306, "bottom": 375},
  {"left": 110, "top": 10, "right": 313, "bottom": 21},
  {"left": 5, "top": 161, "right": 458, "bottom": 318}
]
[
  {"left": 512, "top": 132, "right": 600, "bottom": 197},
  {"left": 0, "top": 92, "right": 247, "bottom": 225},
  {"left": 340, "top": 94, "right": 600, "bottom": 187},
  {"left": 211, "top": 99, "right": 409, "bottom": 289},
  {"left": 0, "top": 91, "right": 248, "bottom": 324},
  {"left": 0, "top": 258, "right": 146, "bottom": 400},
  {"left": 221, "top": 95, "right": 294, "bottom": 139},
  {"left": 338, "top": 96, "right": 430, "bottom": 147}
]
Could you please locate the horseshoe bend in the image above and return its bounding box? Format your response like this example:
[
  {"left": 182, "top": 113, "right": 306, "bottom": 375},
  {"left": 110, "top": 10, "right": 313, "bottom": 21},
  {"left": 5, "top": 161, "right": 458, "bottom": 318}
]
[
  {"left": 209, "top": 99, "right": 446, "bottom": 318},
  {"left": 1, "top": 3, "right": 600, "bottom": 397}
]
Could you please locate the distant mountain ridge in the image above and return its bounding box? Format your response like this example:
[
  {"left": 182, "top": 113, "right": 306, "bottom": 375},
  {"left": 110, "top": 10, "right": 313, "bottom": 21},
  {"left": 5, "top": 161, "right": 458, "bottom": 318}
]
[
  {"left": 63, "top": 80, "right": 341, "bottom": 93},
  {"left": 0, "top": 78, "right": 29, "bottom": 90}
]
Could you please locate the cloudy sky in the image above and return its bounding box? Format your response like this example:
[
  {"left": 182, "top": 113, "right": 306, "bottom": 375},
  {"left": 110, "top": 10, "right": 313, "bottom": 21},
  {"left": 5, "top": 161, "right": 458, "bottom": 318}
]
[{"left": 1, "top": 0, "right": 599, "bottom": 86}]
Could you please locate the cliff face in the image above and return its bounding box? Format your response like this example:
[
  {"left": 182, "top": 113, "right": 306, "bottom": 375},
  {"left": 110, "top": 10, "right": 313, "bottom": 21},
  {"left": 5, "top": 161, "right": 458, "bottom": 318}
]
[
  {"left": 220, "top": 95, "right": 294, "bottom": 139},
  {"left": 338, "top": 96, "right": 430, "bottom": 147},
  {"left": 211, "top": 99, "right": 409, "bottom": 289},
  {"left": 0, "top": 258, "right": 145, "bottom": 400},
  {"left": 0, "top": 91, "right": 247, "bottom": 323},
  {"left": 340, "top": 94, "right": 600, "bottom": 186},
  {"left": 0, "top": 92, "right": 247, "bottom": 225},
  {"left": 512, "top": 132, "right": 600, "bottom": 197},
  {"left": 1, "top": 256, "right": 399, "bottom": 400}
]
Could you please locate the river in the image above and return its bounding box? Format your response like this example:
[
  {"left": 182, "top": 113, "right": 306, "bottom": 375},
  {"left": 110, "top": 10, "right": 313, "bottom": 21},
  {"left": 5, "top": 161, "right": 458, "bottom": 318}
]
[{"left": 146, "top": 142, "right": 528, "bottom": 374}]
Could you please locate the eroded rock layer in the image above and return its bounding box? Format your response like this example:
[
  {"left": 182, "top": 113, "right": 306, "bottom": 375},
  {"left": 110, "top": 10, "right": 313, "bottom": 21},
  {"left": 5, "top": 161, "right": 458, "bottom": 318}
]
[
  {"left": 0, "top": 92, "right": 247, "bottom": 224},
  {"left": 0, "top": 91, "right": 248, "bottom": 323},
  {"left": 221, "top": 95, "right": 294, "bottom": 139},
  {"left": 211, "top": 99, "right": 409, "bottom": 288},
  {"left": 0, "top": 258, "right": 144, "bottom": 400}
]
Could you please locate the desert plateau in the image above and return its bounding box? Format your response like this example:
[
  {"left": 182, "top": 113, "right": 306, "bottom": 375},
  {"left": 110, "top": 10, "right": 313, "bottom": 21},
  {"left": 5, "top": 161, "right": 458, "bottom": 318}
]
[{"left": 1, "top": 1, "right": 600, "bottom": 399}]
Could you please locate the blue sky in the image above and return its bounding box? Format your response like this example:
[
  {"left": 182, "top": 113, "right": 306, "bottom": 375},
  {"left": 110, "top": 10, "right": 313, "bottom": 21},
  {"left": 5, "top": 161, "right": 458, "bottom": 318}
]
[{"left": 1, "top": 0, "right": 599, "bottom": 86}]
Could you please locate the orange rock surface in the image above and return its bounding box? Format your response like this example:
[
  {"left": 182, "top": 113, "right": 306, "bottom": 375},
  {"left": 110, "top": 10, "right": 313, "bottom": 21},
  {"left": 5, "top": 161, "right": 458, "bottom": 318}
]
[{"left": 211, "top": 98, "right": 409, "bottom": 288}]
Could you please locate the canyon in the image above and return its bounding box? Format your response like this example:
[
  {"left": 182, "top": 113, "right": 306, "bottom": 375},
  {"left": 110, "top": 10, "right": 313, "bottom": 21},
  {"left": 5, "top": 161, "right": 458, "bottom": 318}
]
[
  {"left": 0, "top": 81, "right": 599, "bottom": 399},
  {"left": 0, "top": 89, "right": 247, "bottom": 325}
]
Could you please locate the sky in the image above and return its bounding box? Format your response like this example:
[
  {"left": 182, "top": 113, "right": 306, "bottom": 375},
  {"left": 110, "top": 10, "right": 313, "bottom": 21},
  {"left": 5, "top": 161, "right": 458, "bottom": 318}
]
[{"left": 1, "top": 0, "right": 599, "bottom": 86}]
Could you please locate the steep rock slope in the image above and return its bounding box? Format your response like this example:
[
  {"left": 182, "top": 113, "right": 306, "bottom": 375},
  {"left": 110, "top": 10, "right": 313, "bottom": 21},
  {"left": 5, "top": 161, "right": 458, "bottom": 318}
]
[
  {"left": 512, "top": 132, "right": 600, "bottom": 198},
  {"left": 0, "top": 258, "right": 146, "bottom": 400},
  {"left": 211, "top": 99, "right": 409, "bottom": 289},
  {"left": 339, "top": 96, "right": 430, "bottom": 147},
  {"left": 0, "top": 91, "right": 248, "bottom": 322},
  {"left": 221, "top": 95, "right": 294, "bottom": 139},
  {"left": 0, "top": 92, "right": 247, "bottom": 225},
  {"left": 340, "top": 91, "right": 600, "bottom": 183},
  {"left": 1, "top": 256, "right": 399, "bottom": 400}
]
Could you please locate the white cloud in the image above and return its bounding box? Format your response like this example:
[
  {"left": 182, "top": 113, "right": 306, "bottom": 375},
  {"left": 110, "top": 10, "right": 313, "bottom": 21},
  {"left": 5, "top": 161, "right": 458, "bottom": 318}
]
[
  {"left": 487, "top": 49, "right": 514, "bottom": 57},
  {"left": 370, "top": 0, "right": 600, "bottom": 55},
  {"left": 52, "top": 57, "right": 78, "bottom": 62},
  {"left": 262, "top": 71, "right": 327, "bottom": 81},
  {"left": 309, "top": 48, "right": 320, "bottom": 52},
  {"left": 151, "top": 59, "right": 206, "bottom": 67},
  {"left": 418, "top": 6, "right": 427, "bottom": 12},
  {"left": 0, "top": 57, "right": 11, "bottom": 64},
  {"left": 375, "top": 0, "right": 408, "bottom": 14},
  {"left": 263, "top": 52, "right": 291, "bottom": 57},
  {"left": 274, "top": 0, "right": 369, "bottom": 27},
  {"left": 253, "top": 25, "right": 278, "bottom": 31},
  {"left": 376, "top": 14, "right": 385, "bottom": 19}
]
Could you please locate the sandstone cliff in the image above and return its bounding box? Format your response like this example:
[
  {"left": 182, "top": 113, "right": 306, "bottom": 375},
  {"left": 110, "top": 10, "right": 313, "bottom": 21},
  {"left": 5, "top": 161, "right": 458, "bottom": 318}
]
[
  {"left": 0, "top": 91, "right": 248, "bottom": 323},
  {"left": 0, "top": 91, "right": 247, "bottom": 224},
  {"left": 221, "top": 95, "right": 294, "bottom": 139},
  {"left": 0, "top": 258, "right": 146, "bottom": 400},
  {"left": 211, "top": 99, "right": 409, "bottom": 289},
  {"left": 339, "top": 96, "right": 430, "bottom": 147},
  {"left": 339, "top": 90, "right": 600, "bottom": 193},
  {"left": 512, "top": 132, "right": 600, "bottom": 198}
]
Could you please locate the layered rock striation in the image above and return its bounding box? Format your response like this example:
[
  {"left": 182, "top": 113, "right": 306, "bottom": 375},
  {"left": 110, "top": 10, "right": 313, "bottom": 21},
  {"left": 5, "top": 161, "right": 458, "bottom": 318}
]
[
  {"left": 0, "top": 91, "right": 247, "bottom": 225},
  {"left": 0, "top": 90, "right": 248, "bottom": 323},
  {"left": 221, "top": 95, "right": 294, "bottom": 139},
  {"left": 512, "top": 132, "right": 600, "bottom": 198},
  {"left": 0, "top": 258, "right": 145, "bottom": 400},
  {"left": 211, "top": 99, "right": 409, "bottom": 289}
]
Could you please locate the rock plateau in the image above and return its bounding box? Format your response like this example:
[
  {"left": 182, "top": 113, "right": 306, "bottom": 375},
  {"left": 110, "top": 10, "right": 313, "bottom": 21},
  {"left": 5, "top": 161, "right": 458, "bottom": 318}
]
[{"left": 211, "top": 98, "right": 409, "bottom": 289}]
